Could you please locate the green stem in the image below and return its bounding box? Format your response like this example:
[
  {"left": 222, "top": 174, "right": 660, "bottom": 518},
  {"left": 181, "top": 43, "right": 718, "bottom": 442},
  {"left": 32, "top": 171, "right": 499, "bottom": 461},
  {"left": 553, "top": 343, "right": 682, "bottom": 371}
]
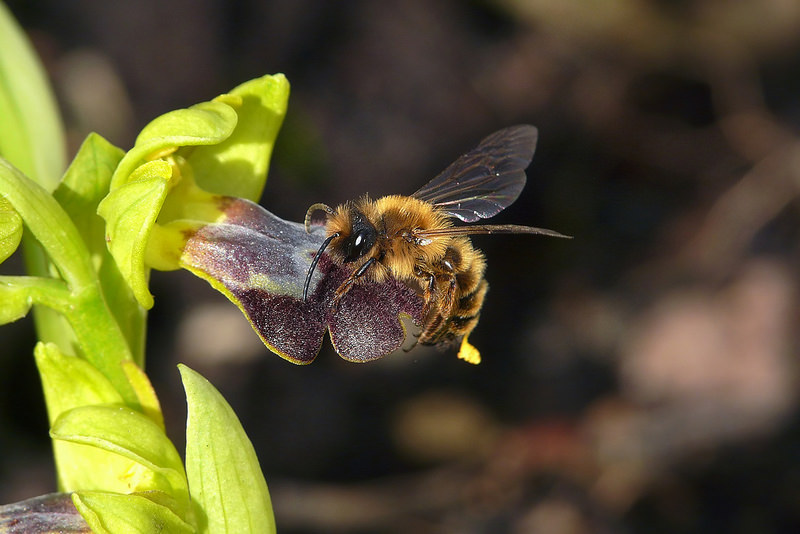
[
  {"left": 20, "top": 236, "right": 79, "bottom": 352},
  {"left": 0, "top": 158, "right": 137, "bottom": 403}
]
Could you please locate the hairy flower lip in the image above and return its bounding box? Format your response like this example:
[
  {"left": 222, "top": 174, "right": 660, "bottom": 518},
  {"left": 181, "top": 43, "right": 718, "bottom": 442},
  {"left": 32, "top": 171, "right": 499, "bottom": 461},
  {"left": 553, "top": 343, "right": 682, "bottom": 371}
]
[{"left": 181, "top": 197, "right": 424, "bottom": 363}]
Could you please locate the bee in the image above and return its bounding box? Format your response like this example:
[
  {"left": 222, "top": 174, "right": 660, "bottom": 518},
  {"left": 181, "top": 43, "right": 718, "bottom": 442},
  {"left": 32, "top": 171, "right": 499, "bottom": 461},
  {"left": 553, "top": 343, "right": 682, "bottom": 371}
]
[{"left": 302, "top": 125, "right": 570, "bottom": 363}]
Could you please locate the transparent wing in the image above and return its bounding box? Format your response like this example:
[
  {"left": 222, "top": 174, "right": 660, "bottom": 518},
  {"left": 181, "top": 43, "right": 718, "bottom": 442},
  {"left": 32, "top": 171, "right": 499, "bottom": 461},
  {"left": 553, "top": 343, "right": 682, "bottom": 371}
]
[{"left": 412, "top": 125, "right": 538, "bottom": 222}]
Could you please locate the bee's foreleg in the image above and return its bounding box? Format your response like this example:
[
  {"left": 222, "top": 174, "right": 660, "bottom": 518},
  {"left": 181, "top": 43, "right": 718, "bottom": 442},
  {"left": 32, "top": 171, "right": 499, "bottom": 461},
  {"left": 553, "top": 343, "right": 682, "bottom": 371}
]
[{"left": 332, "top": 257, "right": 377, "bottom": 309}]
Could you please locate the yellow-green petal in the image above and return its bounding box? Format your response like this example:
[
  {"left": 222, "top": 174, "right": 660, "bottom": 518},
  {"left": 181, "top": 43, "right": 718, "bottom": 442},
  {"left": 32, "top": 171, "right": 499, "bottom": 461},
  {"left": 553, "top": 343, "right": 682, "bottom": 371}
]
[{"left": 98, "top": 160, "right": 172, "bottom": 309}]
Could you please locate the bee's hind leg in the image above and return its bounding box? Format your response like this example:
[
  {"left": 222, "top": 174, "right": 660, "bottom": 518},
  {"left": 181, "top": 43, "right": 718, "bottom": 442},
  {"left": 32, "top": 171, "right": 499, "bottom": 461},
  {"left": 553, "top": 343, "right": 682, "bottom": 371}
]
[
  {"left": 438, "top": 274, "right": 457, "bottom": 319},
  {"left": 418, "top": 313, "right": 446, "bottom": 346}
]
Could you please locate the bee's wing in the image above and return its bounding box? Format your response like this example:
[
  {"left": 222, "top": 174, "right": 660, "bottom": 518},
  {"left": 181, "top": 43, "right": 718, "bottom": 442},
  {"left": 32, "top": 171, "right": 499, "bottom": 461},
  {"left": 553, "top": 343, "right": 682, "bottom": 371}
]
[{"left": 411, "top": 125, "right": 538, "bottom": 223}]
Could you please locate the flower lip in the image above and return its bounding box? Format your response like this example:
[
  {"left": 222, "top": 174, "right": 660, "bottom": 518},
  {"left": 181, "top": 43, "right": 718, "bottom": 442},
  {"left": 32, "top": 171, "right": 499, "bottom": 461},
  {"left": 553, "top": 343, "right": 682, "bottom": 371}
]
[{"left": 181, "top": 197, "right": 424, "bottom": 364}]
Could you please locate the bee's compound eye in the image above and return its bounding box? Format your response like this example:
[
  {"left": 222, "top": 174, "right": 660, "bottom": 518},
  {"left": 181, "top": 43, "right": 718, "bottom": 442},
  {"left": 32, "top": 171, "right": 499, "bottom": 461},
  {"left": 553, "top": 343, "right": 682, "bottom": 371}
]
[
  {"left": 343, "top": 210, "right": 377, "bottom": 262},
  {"left": 343, "top": 228, "right": 373, "bottom": 262}
]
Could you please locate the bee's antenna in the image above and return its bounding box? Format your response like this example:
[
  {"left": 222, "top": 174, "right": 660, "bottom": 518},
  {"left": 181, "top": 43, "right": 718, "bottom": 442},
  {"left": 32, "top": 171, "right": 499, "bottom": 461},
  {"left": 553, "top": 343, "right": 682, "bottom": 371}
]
[
  {"left": 303, "top": 233, "right": 339, "bottom": 301},
  {"left": 304, "top": 203, "right": 334, "bottom": 234}
]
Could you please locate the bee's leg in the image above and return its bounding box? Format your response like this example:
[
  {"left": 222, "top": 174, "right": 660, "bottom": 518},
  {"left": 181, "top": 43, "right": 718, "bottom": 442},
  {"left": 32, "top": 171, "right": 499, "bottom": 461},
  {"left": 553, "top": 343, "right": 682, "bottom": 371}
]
[
  {"left": 434, "top": 249, "right": 460, "bottom": 319},
  {"left": 418, "top": 313, "right": 445, "bottom": 345},
  {"left": 438, "top": 274, "right": 457, "bottom": 319},
  {"left": 417, "top": 272, "right": 459, "bottom": 345},
  {"left": 331, "top": 257, "right": 377, "bottom": 309},
  {"left": 304, "top": 203, "right": 334, "bottom": 233},
  {"left": 417, "top": 268, "right": 437, "bottom": 320}
]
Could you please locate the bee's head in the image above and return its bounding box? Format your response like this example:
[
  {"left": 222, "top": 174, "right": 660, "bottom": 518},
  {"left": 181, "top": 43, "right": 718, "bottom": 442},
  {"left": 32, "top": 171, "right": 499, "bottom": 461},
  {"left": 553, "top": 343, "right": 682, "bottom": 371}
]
[{"left": 303, "top": 205, "right": 378, "bottom": 301}]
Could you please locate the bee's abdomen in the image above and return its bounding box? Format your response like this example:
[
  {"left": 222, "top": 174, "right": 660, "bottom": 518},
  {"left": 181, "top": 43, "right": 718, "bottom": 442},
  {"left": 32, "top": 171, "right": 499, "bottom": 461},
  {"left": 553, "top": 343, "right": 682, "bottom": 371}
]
[
  {"left": 454, "top": 278, "right": 488, "bottom": 320},
  {"left": 419, "top": 246, "right": 489, "bottom": 345},
  {"left": 446, "top": 278, "right": 488, "bottom": 337}
]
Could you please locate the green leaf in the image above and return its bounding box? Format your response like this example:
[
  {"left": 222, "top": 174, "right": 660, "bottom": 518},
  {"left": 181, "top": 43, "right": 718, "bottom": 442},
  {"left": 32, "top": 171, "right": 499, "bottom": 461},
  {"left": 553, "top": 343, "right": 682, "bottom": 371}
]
[
  {"left": 55, "top": 133, "right": 147, "bottom": 363},
  {"left": 180, "top": 364, "right": 275, "bottom": 534},
  {"left": 51, "top": 404, "right": 190, "bottom": 518},
  {"left": 189, "top": 74, "right": 290, "bottom": 201},
  {"left": 98, "top": 160, "right": 172, "bottom": 309},
  {"left": 72, "top": 491, "right": 194, "bottom": 534},
  {"left": 111, "top": 101, "right": 237, "bottom": 191},
  {"left": 0, "top": 195, "right": 22, "bottom": 264},
  {"left": 0, "top": 2, "right": 66, "bottom": 191}
]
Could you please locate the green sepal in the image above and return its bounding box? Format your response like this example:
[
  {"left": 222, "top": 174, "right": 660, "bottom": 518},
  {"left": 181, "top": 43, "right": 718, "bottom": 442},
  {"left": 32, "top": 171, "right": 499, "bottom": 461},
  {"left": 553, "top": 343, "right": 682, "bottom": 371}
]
[
  {"left": 98, "top": 160, "right": 172, "bottom": 309},
  {"left": 180, "top": 365, "right": 275, "bottom": 534},
  {"left": 0, "top": 2, "right": 66, "bottom": 191},
  {"left": 0, "top": 195, "right": 22, "bottom": 264},
  {"left": 54, "top": 133, "right": 124, "bottom": 268},
  {"left": 72, "top": 491, "right": 194, "bottom": 534},
  {"left": 111, "top": 101, "right": 238, "bottom": 191},
  {"left": 188, "top": 74, "right": 290, "bottom": 201}
]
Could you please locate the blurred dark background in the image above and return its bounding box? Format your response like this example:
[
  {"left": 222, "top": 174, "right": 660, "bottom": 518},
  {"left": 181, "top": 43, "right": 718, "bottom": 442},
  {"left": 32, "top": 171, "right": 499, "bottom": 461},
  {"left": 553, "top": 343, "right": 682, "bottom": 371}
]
[{"left": 3, "top": 0, "right": 800, "bottom": 532}]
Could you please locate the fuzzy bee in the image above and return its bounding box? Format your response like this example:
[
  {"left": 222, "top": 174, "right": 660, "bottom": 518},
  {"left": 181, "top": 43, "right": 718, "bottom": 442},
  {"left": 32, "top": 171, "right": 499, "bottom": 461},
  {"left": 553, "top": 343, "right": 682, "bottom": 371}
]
[{"left": 303, "top": 125, "right": 569, "bottom": 362}]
